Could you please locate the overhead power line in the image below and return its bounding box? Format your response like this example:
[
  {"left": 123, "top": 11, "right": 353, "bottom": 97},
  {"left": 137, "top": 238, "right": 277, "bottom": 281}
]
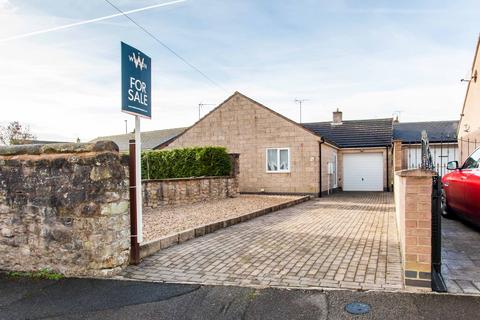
[
  {"left": 0, "top": 0, "right": 187, "bottom": 43},
  {"left": 103, "top": 0, "right": 226, "bottom": 92}
]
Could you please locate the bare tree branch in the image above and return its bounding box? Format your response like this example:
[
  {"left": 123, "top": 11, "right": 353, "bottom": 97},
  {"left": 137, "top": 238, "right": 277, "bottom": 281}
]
[{"left": 0, "top": 121, "right": 36, "bottom": 145}]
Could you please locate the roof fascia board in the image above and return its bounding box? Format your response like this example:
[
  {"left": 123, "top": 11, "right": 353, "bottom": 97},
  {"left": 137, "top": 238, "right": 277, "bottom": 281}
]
[{"left": 339, "top": 145, "right": 392, "bottom": 150}]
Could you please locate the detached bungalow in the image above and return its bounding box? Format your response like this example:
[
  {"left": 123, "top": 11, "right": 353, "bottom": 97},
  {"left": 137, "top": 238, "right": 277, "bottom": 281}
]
[{"left": 162, "top": 92, "right": 393, "bottom": 195}]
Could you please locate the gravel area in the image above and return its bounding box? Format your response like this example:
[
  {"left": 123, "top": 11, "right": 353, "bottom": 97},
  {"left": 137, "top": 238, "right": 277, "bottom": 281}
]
[{"left": 142, "top": 194, "right": 303, "bottom": 242}]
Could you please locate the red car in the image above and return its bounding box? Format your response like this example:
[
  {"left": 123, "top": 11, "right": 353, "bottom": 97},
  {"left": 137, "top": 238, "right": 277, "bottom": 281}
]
[{"left": 442, "top": 147, "right": 480, "bottom": 226}]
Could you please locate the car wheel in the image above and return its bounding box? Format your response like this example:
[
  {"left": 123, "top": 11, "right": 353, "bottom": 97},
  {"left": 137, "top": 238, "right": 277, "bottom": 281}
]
[{"left": 441, "top": 189, "right": 455, "bottom": 219}]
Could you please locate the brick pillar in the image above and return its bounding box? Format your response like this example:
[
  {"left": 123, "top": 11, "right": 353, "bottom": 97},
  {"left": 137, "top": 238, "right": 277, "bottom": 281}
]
[
  {"left": 394, "top": 169, "right": 436, "bottom": 290},
  {"left": 393, "top": 140, "right": 403, "bottom": 172}
]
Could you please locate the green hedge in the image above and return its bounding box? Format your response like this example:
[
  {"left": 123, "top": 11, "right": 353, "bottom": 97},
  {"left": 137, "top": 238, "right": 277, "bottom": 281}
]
[{"left": 141, "top": 146, "right": 232, "bottom": 179}]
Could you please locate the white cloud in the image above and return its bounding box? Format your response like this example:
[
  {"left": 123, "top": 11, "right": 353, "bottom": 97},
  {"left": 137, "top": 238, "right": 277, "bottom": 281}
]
[{"left": 0, "top": 0, "right": 14, "bottom": 11}]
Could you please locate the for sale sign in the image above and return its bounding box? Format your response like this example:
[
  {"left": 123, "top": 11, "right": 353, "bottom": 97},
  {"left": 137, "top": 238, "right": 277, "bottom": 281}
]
[{"left": 121, "top": 42, "right": 151, "bottom": 118}]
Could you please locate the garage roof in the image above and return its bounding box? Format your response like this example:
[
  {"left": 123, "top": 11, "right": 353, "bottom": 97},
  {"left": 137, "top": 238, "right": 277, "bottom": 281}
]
[
  {"left": 302, "top": 118, "right": 393, "bottom": 148},
  {"left": 393, "top": 121, "right": 458, "bottom": 143}
]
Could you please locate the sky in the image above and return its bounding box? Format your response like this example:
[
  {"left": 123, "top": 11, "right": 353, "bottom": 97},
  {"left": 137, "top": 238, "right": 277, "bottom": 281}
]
[{"left": 0, "top": 0, "right": 479, "bottom": 142}]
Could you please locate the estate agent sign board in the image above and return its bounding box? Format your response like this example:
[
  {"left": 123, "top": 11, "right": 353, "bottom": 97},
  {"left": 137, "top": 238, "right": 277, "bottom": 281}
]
[{"left": 121, "top": 41, "right": 152, "bottom": 119}]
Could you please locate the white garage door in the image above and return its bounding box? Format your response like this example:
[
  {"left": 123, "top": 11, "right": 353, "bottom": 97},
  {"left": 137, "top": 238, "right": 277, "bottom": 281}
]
[{"left": 343, "top": 153, "right": 383, "bottom": 191}]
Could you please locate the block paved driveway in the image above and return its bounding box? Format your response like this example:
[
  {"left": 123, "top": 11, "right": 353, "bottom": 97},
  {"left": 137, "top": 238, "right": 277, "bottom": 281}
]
[
  {"left": 120, "top": 192, "right": 403, "bottom": 291},
  {"left": 442, "top": 217, "right": 480, "bottom": 294}
]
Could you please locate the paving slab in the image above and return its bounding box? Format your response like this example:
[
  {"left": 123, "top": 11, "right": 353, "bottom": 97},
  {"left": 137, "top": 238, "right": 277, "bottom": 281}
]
[{"left": 442, "top": 217, "right": 480, "bottom": 294}]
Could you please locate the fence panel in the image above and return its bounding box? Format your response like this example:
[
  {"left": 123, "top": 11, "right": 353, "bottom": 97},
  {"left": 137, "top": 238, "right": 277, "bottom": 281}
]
[{"left": 403, "top": 143, "right": 458, "bottom": 177}]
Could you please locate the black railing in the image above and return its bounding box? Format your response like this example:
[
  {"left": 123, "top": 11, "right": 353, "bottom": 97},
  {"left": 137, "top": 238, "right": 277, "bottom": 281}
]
[
  {"left": 401, "top": 133, "right": 459, "bottom": 177},
  {"left": 420, "top": 130, "right": 435, "bottom": 170},
  {"left": 459, "top": 137, "right": 479, "bottom": 162},
  {"left": 418, "top": 131, "right": 447, "bottom": 291},
  {"left": 431, "top": 175, "right": 446, "bottom": 292}
]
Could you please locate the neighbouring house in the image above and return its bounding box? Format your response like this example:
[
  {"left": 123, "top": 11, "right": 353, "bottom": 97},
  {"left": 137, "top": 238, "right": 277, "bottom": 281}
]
[
  {"left": 91, "top": 127, "right": 186, "bottom": 152},
  {"left": 161, "top": 92, "right": 394, "bottom": 195},
  {"left": 458, "top": 36, "right": 480, "bottom": 162},
  {"left": 393, "top": 120, "right": 459, "bottom": 176},
  {"left": 302, "top": 115, "right": 393, "bottom": 192}
]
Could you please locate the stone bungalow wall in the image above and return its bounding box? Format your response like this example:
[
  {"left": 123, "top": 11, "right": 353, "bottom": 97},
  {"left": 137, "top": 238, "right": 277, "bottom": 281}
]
[
  {"left": 142, "top": 154, "right": 240, "bottom": 207},
  {"left": 0, "top": 141, "right": 130, "bottom": 277}
]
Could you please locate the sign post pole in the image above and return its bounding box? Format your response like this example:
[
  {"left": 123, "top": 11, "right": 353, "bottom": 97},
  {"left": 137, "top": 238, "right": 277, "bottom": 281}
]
[
  {"left": 121, "top": 41, "right": 151, "bottom": 251},
  {"left": 135, "top": 115, "right": 143, "bottom": 243}
]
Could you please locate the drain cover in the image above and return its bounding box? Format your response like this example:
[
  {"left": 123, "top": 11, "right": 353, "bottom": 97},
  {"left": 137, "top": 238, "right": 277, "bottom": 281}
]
[{"left": 345, "top": 302, "right": 371, "bottom": 315}]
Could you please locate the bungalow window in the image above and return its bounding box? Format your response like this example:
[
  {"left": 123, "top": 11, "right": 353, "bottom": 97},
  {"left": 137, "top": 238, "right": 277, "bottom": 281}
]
[{"left": 266, "top": 148, "right": 290, "bottom": 172}]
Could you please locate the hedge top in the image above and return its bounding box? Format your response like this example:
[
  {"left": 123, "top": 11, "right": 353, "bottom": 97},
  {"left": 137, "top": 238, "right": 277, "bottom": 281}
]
[{"left": 141, "top": 146, "right": 232, "bottom": 179}]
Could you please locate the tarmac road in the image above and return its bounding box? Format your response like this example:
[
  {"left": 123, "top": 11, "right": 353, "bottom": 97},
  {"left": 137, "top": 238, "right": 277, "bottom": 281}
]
[{"left": 0, "top": 275, "right": 479, "bottom": 320}]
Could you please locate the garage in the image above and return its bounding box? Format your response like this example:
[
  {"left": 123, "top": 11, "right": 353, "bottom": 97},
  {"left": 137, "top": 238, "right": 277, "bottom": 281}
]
[{"left": 343, "top": 153, "right": 384, "bottom": 191}]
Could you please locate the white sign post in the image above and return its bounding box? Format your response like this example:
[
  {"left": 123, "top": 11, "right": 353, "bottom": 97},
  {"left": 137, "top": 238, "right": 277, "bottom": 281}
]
[{"left": 135, "top": 116, "right": 143, "bottom": 243}]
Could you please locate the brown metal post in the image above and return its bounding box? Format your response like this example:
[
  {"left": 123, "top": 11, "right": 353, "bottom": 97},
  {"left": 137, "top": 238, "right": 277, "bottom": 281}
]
[
  {"left": 386, "top": 146, "right": 389, "bottom": 191},
  {"left": 129, "top": 139, "right": 140, "bottom": 265},
  {"left": 318, "top": 140, "right": 323, "bottom": 197}
]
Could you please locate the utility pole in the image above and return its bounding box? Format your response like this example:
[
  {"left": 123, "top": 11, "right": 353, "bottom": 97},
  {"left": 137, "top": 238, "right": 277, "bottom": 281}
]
[
  {"left": 294, "top": 98, "right": 309, "bottom": 123},
  {"left": 124, "top": 120, "right": 128, "bottom": 134},
  {"left": 198, "top": 103, "right": 216, "bottom": 120}
]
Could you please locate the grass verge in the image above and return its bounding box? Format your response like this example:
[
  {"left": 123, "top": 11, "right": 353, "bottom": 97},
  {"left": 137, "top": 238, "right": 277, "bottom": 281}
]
[{"left": 7, "top": 268, "right": 64, "bottom": 280}]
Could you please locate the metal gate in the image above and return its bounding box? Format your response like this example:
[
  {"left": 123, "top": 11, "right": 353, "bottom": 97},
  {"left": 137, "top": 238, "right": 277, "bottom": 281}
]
[
  {"left": 421, "top": 130, "right": 447, "bottom": 292},
  {"left": 431, "top": 175, "right": 446, "bottom": 292}
]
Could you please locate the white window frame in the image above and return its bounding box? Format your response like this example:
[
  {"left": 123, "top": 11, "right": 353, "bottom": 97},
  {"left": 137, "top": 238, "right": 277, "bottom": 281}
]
[{"left": 266, "top": 148, "right": 291, "bottom": 173}]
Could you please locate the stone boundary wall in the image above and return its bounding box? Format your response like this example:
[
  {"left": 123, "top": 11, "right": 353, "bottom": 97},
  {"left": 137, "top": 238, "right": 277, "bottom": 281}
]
[
  {"left": 0, "top": 141, "right": 130, "bottom": 277},
  {"left": 394, "top": 169, "right": 436, "bottom": 290},
  {"left": 142, "top": 153, "right": 240, "bottom": 208}
]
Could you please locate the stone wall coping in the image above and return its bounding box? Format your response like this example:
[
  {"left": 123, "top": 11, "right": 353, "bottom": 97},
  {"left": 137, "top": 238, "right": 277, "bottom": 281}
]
[
  {"left": 143, "top": 175, "right": 233, "bottom": 183},
  {"left": 395, "top": 169, "right": 437, "bottom": 177},
  {"left": 0, "top": 140, "right": 119, "bottom": 156}
]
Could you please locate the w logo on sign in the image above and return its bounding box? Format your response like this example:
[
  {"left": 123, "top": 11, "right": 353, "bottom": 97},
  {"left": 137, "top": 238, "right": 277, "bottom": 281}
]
[{"left": 129, "top": 52, "right": 148, "bottom": 71}]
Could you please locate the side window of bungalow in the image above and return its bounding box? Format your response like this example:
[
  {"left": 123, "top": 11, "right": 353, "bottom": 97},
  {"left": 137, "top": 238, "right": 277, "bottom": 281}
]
[{"left": 266, "top": 148, "right": 290, "bottom": 172}]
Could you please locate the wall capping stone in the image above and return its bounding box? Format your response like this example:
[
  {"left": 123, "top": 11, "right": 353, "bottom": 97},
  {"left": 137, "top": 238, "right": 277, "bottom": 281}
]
[
  {"left": 395, "top": 169, "right": 437, "bottom": 177},
  {"left": 0, "top": 140, "right": 119, "bottom": 156},
  {"left": 144, "top": 175, "right": 234, "bottom": 183}
]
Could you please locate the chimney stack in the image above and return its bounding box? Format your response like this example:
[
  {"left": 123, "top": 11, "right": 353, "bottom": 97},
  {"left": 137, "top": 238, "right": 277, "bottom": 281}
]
[{"left": 332, "top": 108, "right": 343, "bottom": 124}]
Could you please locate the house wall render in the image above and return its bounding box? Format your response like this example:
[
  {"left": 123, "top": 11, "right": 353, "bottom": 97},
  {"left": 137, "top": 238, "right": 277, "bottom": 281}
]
[
  {"left": 0, "top": 142, "right": 130, "bottom": 277},
  {"left": 459, "top": 38, "right": 480, "bottom": 161}
]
